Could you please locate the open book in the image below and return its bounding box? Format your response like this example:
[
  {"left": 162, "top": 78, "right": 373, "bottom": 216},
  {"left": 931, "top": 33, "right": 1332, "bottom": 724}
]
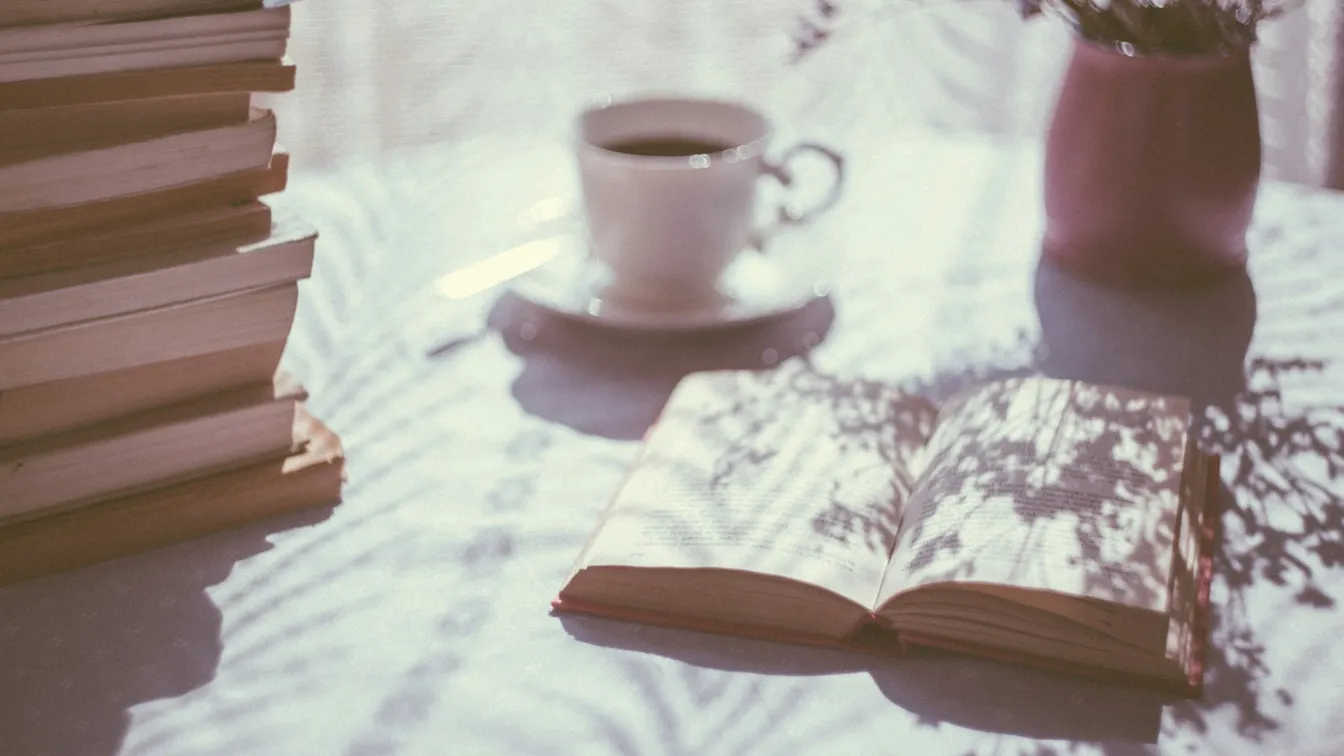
[{"left": 555, "top": 365, "right": 1220, "bottom": 695}]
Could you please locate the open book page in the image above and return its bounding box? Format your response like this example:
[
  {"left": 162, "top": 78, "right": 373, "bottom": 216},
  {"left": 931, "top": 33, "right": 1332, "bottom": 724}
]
[
  {"left": 580, "top": 362, "right": 937, "bottom": 608},
  {"left": 877, "top": 377, "right": 1189, "bottom": 614}
]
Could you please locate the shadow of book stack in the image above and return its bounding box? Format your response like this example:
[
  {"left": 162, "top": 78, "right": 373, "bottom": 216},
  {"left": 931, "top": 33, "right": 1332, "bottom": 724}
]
[{"left": 0, "top": 0, "right": 344, "bottom": 587}]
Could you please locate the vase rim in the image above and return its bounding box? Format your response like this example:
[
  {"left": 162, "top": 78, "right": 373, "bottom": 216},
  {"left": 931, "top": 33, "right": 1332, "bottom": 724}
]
[{"left": 1071, "top": 35, "right": 1253, "bottom": 65}]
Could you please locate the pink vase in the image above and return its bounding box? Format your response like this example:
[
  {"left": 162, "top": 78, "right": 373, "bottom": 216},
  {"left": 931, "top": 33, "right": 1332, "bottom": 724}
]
[{"left": 1042, "top": 39, "right": 1262, "bottom": 284}]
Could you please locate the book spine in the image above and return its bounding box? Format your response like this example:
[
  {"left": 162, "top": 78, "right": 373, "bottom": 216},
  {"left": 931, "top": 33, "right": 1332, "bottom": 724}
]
[
  {"left": 0, "top": 151, "right": 288, "bottom": 247},
  {"left": 0, "top": 59, "right": 296, "bottom": 109}
]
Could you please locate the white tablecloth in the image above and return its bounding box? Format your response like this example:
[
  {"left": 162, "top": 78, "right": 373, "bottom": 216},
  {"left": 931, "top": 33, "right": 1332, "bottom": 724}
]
[{"left": 3, "top": 136, "right": 1343, "bottom": 756}]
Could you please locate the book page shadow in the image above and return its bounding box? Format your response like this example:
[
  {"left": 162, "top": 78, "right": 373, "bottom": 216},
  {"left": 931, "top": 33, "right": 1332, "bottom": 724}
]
[
  {"left": 0, "top": 505, "right": 334, "bottom": 756},
  {"left": 868, "top": 649, "right": 1169, "bottom": 743},
  {"left": 488, "top": 292, "right": 836, "bottom": 441},
  {"left": 559, "top": 612, "right": 1168, "bottom": 743}
]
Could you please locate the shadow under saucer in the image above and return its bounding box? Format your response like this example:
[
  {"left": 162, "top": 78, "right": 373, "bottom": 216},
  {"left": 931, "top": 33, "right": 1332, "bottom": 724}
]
[{"left": 490, "top": 291, "right": 836, "bottom": 441}]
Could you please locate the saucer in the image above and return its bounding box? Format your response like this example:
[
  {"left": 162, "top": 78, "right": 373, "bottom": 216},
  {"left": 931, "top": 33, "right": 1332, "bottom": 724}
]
[{"left": 508, "top": 234, "right": 826, "bottom": 331}]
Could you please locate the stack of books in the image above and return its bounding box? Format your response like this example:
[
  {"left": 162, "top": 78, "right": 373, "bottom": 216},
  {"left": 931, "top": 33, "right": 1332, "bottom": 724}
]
[{"left": 0, "top": 0, "right": 344, "bottom": 586}]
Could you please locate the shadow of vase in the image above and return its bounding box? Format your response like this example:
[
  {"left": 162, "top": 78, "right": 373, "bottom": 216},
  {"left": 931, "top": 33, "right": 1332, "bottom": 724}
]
[
  {"left": 489, "top": 292, "right": 836, "bottom": 441},
  {"left": 0, "top": 505, "right": 334, "bottom": 756},
  {"left": 1033, "top": 259, "right": 1257, "bottom": 414}
]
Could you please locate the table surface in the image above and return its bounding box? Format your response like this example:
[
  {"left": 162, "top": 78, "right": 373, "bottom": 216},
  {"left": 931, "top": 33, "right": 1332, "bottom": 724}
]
[{"left": 3, "top": 135, "right": 1344, "bottom": 756}]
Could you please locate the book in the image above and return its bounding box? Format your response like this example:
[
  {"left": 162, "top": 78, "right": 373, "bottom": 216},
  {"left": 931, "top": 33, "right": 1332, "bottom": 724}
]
[
  {"left": 0, "top": 374, "right": 305, "bottom": 524},
  {"left": 0, "top": 0, "right": 261, "bottom": 28},
  {"left": 0, "top": 92, "right": 253, "bottom": 163},
  {"left": 555, "top": 367, "right": 1221, "bottom": 695},
  {"left": 0, "top": 59, "right": 295, "bottom": 109},
  {"left": 0, "top": 282, "right": 298, "bottom": 390},
  {"left": 0, "top": 107, "right": 276, "bottom": 213},
  {"left": 0, "top": 201, "right": 273, "bottom": 280},
  {"left": 0, "top": 402, "right": 342, "bottom": 589},
  {"left": 0, "top": 7, "right": 290, "bottom": 83},
  {"left": 0, "top": 340, "right": 286, "bottom": 445},
  {"left": 0, "top": 148, "right": 288, "bottom": 248},
  {"left": 0, "top": 207, "right": 316, "bottom": 335}
]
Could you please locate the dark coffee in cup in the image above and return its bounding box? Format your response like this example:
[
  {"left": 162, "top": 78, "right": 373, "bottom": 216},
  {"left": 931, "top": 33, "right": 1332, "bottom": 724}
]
[{"left": 602, "top": 136, "right": 735, "bottom": 158}]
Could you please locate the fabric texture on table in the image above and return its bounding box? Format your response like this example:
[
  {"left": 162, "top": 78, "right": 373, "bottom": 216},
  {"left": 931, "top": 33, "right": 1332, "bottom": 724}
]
[{"left": 4, "top": 136, "right": 1344, "bottom": 756}]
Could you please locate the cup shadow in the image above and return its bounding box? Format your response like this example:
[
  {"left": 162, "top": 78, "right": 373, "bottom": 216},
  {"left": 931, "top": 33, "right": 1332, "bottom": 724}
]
[
  {"left": 0, "top": 505, "right": 334, "bottom": 756},
  {"left": 490, "top": 291, "right": 837, "bottom": 441}
]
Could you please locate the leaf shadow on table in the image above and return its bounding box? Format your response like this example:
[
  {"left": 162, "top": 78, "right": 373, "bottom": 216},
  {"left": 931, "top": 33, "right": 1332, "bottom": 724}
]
[
  {"left": 556, "top": 260, "right": 1280, "bottom": 753},
  {"left": 877, "top": 262, "right": 1339, "bottom": 753},
  {"left": 487, "top": 291, "right": 837, "bottom": 441},
  {"left": 0, "top": 506, "right": 334, "bottom": 756},
  {"left": 535, "top": 255, "right": 1339, "bottom": 755},
  {"left": 1031, "top": 260, "right": 1344, "bottom": 750},
  {"left": 1031, "top": 259, "right": 1258, "bottom": 413}
]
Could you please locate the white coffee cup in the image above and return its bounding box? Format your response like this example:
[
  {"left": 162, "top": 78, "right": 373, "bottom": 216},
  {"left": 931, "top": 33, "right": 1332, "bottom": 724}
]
[{"left": 575, "top": 96, "right": 844, "bottom": 308}]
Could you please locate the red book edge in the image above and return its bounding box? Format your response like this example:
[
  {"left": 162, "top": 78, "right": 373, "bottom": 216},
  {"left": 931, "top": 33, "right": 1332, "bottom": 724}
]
[{"left": 552, "top": 455, "right": 1221, "bottom": 698}]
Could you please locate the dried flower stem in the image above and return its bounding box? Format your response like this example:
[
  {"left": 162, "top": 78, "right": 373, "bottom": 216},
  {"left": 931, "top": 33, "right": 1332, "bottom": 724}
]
[{"left": 792, "top": 0, "right": 1302, "bottom": 60}]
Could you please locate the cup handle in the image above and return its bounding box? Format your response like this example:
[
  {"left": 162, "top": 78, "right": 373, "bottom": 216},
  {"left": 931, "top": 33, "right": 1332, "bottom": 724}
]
[{"left": 755, "top": 142, "right": 846, "bottom": 246}]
